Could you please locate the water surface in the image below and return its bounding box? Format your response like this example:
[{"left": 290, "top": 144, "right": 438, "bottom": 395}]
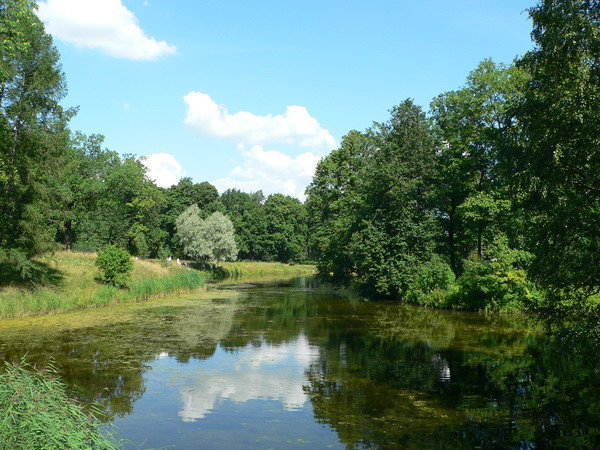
[{"left": 1, "top": 277, "right": 599, "bottom": 449}]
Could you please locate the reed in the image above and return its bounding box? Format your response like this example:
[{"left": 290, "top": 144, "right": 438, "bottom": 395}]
[{"left": 0, "top": 360, "right": 118, "bottom": 450}]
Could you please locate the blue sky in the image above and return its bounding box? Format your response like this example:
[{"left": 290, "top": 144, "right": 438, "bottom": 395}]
[{"left": 37, "top": 0, "right": 535, "bottom": 199}]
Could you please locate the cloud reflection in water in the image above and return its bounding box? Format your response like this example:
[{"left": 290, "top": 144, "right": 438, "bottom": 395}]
[{"left": 178, "top": 334, "right": 319, "bottom": 422}]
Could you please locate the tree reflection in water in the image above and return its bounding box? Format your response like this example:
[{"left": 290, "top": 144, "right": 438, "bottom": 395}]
[{"left": 0, "top": 278, "right": 599, "bottom": 449}]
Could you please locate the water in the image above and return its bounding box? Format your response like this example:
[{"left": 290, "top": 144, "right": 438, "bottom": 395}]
[{"left": 1, "top": 277, "right": 599, "bottom": 449}]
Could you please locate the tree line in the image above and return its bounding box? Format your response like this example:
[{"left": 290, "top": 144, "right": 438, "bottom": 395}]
[
  {"left": 2, "top": 0, "right": 598, "bottom": 314},
  {"left": 306, "top": 0, "right": 599, "bottom": 312}
]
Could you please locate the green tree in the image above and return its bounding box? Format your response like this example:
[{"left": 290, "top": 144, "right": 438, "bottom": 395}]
[
  {"left": 264, "top": 194, "right": 308, "bottom": 263},
  {"left": 220, "top": 189, "right": 269, "bottom": 260},
  {"left": 57, "top": 133, "right": 167, "bottom": 257},
  {"left": 518, "top": 0, "right": 600, "bottom": 296},
  {"left": 306, "top": 130, "right": 371, "bottom": 283},
  {"left": 430, "top": 60, "right": 528, "bottom": 270},
  {"left": 162, "top": 178, "right": 220, "bottom": 253},
  {"left": 307, "top": 101, "right": 440, "bottom": 297},
  {"left": 0, "top": 0, "right": 71, "bottom": 272},
  {"left": 349, "top": 100, "right": 440, "bottom": 297},
  {"left": 95, "top": 245, "right": 133, "bottom": 287}
]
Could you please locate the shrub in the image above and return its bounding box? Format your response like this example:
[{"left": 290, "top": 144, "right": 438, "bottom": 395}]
[
  {"left": 0, "top": 360, "right": 118, "bottom": 450},
  {"left": 450, "top": 236, "right": 542, "bottom": 311},
  {"left": 95, "top": 245, "right": 133, "bottom": 287},
  {"left": 406, "top": 255, "right": 456, "bottom": 307}
]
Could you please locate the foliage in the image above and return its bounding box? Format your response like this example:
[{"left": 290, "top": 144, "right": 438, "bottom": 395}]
[
  {"left": 219, "top": 189, "right": 269, "bottom": 260},
  {"left": 0, "top": 0, "right": 71, "bottom": 260},
  {"left": 307, "top": 100, "right": 440, "bottom": 297},
  {"left": 0, "top": 359, "right": 118, "bottom": 450},
  {"left": 518, "top": 0, "right": 600, "bottom": 298},
  {"left": 263, "top": 194, "right": 308, "bottom": 263},
  {"left": 430, "top": 59, "right": 529, "bottom": 271},
  {"left": 176, "top": 206, "right": 238, "bottom": 262},
  {"left": 95, "top": 245, "right": 133, "bottom": 287},
  {"left": 405, "top": 256, "right": 456, "bottom": 307},
  {"left": 450, "top": 236, "right": 541, "bottom": 311}
]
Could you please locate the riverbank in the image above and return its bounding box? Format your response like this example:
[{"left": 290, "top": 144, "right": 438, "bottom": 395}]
[
  {"left": 0, "top": 251, "right": 206, "bottom": 319},
  {"left": 211, "top": 261, "right": 316, "bottom": 279},
  {"left": 0, "top": 252, "right": 316, "bottom": 319}
]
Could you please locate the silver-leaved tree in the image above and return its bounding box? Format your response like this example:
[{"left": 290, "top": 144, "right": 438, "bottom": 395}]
[{"left": 175, "top": 205, "right": 238, "bottom": 262}]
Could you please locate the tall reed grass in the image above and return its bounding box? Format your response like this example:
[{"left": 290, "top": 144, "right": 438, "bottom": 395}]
[{"left": 0, "top": 360, "right": 118, "bottom": 450}]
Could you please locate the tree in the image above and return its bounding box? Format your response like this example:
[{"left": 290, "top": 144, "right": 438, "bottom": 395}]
[
  {"left": 518, "top": 0, "right": 600, "bottom": 296},
  {"left": 0, "top": 0, "right": 71, "bottom": 273},
  {"left": 220, "top": 189, "right": 269, "bottom": 260},
  {"left": 263, "top": 194, "right": 308, "bottom": 263},
  {"left": 430, "top": 60, "right": 528, "bottom": 271},
  {"left": 95, "top": 245, "right": 133, "bottom": 287},
  {"left": 175, "top": 206, "right": 237, "bottom": 262},
  {"left": 306, "top": 130, "right": 371, "bottom": 282},
  {"left": 57, "top": 133, "right": 166, "bottom": 257},
  {"left": 349, "top": 100, "right": 440, "bottom": 297},
  {"left": 307, "top": 100, "right": 440, "bottom": 297},
  {"left": 162, "top": 179, "right": 220, "bottom": 253}
]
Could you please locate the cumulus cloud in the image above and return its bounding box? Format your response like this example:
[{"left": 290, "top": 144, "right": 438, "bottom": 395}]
[
  {"left": 37, "top": 0, "right": 176, "bottom": 60},
  {"left": 142, "top": 153, "right": 184, "bottom": 188},
  {"left": 213, "top": 145, "right": 320, "bottom": 200},
  {"left": 183, "top": 92, "right": 337, "bottom": 150}
]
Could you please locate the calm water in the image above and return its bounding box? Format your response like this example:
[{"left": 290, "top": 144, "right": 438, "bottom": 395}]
[{"left": 1, "top": 277, "right": 599, "bottom": 449}]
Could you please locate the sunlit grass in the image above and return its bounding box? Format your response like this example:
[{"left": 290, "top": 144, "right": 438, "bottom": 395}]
[
  {"left": 0, "top": 252, "right": 205, "bottom": 319},
  {"left": 213, "top": 260, "right": 315, "bottom": 278}
]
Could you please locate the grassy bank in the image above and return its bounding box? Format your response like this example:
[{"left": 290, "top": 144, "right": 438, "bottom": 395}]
[
  {"left": 210, "top": 260, "right": 316, "bottom": 279},
  {"left": 0, "top": 360, "right": 118, "bottom": 450},
  {"left": 0, "top": 252, "right": 205, "bottom": 319}
]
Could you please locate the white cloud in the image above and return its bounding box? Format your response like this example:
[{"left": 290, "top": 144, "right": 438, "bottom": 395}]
[
  {"left": 213, "top": 145, "right": 320, "bottom": 200},
  {"left": 37, "top": 0, "right": 176, "bottom": 60},
  {"left": 142, "top": 153, "right": 184, "bottom": 188},
  {"left": 183, "top": 92, "right": 337, "bottom": 150}
]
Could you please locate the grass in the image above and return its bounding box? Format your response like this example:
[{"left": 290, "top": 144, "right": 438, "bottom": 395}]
[
  {"left": 210, "top": 260, "right": 316, "bottom": 279},
  {"left": 0, "top": 360, "right": 118, "bottom": 450},
  {"left": 0, "top": 252, "right": 205, "bottom": 319}
]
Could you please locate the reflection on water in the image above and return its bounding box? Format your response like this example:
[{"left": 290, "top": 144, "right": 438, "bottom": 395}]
[
  {"left": 178, "top": 334, "right": 319, "bottom": 421},
  {"left": 1, "top": 277, "right": 600, "bottom": 449}
]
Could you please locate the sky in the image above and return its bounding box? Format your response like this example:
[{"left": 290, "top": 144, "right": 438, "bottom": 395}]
[{"left": 36, "top": 0, "right": 535, "bottom": 200}]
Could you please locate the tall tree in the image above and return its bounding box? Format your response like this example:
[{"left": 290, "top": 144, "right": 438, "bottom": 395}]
[
  {"left": 220, "top": 189, "right": 268, "bottom": 260},
  {"left": 0, "top": 0, "right": 71, "bottom": 270},
  {"left": 306, "top": 130, "right": 371, "bottom": 282},
  {"left": 307, "top": 100, "right": 440, "bottom": 297},
  {"left": 430, "top": 60, "right": 528, "bottom": 271},
  {"left": 518, "top": 0, "right": 600, "bottom": 295}
]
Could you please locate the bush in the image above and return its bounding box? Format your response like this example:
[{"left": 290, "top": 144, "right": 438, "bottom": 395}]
[
  {"left": 0, "top": 360, "right": 118, "bottom": 450},
  {"left": 449, "top": 236, "right": 542, "bottom": 311},
  {"left": 95, "top": 245, "right": 133, "bottom": 287},
  {"left": 406, "top": 255, "right": 456, "bottom": 307}
]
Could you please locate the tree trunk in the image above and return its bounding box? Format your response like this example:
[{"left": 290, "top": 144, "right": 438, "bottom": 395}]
[{"left": 64, "top": 219, "right": 73, "bottom": 250}]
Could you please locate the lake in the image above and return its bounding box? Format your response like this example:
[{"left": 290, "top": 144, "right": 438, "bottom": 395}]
[{"left": 0, "top": 277, "right": 598, "bottom": 449}]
